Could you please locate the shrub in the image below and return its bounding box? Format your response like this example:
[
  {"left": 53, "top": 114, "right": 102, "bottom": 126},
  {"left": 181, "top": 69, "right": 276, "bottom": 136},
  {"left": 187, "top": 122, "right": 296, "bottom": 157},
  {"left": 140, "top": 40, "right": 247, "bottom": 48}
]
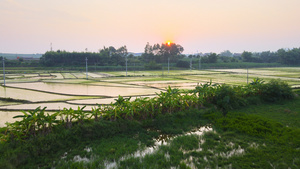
[
  {"left": 259, "top": 79, "right": 294, "bottom": 102},
  {"left": 212, "top": 85, "right": 246, "bottom": 116}
]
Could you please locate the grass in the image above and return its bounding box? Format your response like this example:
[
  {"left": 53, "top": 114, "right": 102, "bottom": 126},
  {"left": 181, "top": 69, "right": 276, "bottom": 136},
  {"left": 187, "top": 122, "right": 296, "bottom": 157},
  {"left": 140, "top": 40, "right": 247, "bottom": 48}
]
[
  {"left": 117, "top": 95, "right": 300, "bottom": 168},
  {"left": 235, "top": 97, "right": 300, "bottom": 128},
  {"left": 1, "top": 95, "right": 299, "bottom": 168},
  {"left": 0, "top": 100, "right": 20, "bottom": 106}
]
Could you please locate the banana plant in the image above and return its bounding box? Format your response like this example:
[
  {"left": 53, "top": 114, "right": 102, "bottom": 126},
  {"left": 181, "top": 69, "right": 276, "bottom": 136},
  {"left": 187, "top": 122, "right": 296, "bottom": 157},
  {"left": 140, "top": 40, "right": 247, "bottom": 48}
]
[
  {"left": 5, "top": 121, "right": 27, "bottom": 141},
  {"left": 90, "top": 105, "right": 102, "bottom": 121},
  {"left": 114, "top": 95, "right": 131, "bottom": 106},
  {"left": 59, "top": 107, "right": 75, "bottom": 128},
  {"left": 44, "top": 112, "right": 60, "bottom": 134},
  {"left": 13, "top": 107, "right": 47, "bottom": 136},
  {"left": 101, "top": 104, "right": 117, "bottom": 121},
  {"left": 73, "top": 106, "right": 87, "bottom": 124}
]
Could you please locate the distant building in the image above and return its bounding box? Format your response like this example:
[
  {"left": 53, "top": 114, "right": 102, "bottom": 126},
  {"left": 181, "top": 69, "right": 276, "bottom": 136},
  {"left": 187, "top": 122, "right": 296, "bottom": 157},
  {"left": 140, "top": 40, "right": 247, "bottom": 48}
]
[
  {"left": 0, "top": 53, "right": 42, "bottom": 60},
  {"left": 21, "top": 57, "right": 40, "bottom": 61}
]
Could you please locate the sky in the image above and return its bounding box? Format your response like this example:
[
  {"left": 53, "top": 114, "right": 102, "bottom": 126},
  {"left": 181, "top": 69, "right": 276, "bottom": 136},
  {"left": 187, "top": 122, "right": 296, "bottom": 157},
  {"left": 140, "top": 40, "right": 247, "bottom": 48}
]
[{"left": 1, "top": 0, "right": 300, "bottom": 54}]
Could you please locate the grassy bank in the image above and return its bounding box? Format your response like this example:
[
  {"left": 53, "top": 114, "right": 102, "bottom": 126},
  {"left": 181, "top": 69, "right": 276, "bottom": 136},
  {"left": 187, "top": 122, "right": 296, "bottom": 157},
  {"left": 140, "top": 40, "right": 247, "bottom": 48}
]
[{"left": 0, "top": 80, "right": 299, "bottom": 168}]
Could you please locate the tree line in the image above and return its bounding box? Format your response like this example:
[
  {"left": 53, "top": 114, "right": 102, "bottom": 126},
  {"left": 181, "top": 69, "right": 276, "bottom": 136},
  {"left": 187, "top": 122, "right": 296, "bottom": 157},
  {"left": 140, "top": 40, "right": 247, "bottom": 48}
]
[
  {"left": 40, "top": 46, "right": 129, "bottom": 67},
  {"left": 3, "top": 45, "right": 299, "bottom": 68},
  {"left": 235, "top": 48, "right": 300, "bottom": 65}
]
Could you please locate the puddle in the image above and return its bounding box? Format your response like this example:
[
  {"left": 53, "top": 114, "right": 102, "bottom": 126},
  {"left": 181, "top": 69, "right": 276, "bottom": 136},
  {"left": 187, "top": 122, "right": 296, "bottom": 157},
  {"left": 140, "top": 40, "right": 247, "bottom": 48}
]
[
  {"left": 219, "top": 145, "right": 245, "bottom": 158},
  {"left": 102, "top": 125, "right": 247, "bottom": 168},
  {"left": 186, "top": 125, "right": 213, "bottom": 136},
  {"left": 104, "top": 126, "right": 213, "bottom": 169},
  {"left": 73, "top": 155, "right": 91, "bottom": 163}
]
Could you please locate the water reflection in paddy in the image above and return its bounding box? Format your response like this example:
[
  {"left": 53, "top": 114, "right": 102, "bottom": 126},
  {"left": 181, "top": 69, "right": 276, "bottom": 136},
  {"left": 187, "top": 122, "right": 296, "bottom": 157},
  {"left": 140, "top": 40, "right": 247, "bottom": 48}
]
[
  {"left": 67, "top": 95, "right": 157, "bottom": 105},
  {"left": 0, "top": 111, "right": 29, "bottom": 127},
  {"left": 50, "top": 73, "right": 64, "bottom": 79},
  {"left": 104, "top": 126, "right": 213, "bottom": 169},
  {"left": 0, "top": 86, "right": 80, "bottom": 102},
  {"left": 0, "top": 102, "right": 94, "bottom": 111},
  {"left": 7, "top": 82, "right": 162, "bottom": 97}
]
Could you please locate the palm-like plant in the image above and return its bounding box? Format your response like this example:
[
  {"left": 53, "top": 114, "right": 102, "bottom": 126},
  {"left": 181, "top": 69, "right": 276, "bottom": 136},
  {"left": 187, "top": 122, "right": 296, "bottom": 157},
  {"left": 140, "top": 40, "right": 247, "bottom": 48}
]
[
  {"left": 73, "top": 106, "right": 88, "bottom": 124},
  {"left": 59, "top": 107, "right": 75, "bottom": 128},
  {"left": 90, "top": 105, "right": 102, "bottom": 121},
  {"left": 13, "top": 107, "right": 47, "bottom": 136}
]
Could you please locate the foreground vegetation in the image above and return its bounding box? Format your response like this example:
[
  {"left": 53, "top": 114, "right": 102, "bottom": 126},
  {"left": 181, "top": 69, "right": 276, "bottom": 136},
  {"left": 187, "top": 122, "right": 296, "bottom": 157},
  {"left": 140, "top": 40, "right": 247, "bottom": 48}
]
[{"left": 0, "top": 79, "right": 299, "bottom": 168}]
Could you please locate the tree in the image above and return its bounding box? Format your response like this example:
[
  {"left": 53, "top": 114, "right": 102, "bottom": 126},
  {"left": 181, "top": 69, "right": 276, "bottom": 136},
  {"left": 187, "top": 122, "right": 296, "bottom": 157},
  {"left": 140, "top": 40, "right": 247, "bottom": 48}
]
[
  {"left": 117, "top": 46, "right": 128, "bottom": 57},
  {"left": 208, "top": 53, "right": 218, "bottom": 63},
  {"left": 141, "top": 42, "right": 155, "bottom": 63},
  {"left": 241, "top": 51, "right": 253, "bottom": 62},
  {"left": 141, "top": 42, "right": 184, "bottom": 63},
  {"left": 259, "top": 51, "right": 279, "bottom": 63},
  {"left": 277, "top": 48, "right": 300, "bottom": 65},
  {"left": 219, "top": 50, "right": 233, "bottom": 57},
  {"left": 144, "top": 42, "right": 153, "bottom": 54}
]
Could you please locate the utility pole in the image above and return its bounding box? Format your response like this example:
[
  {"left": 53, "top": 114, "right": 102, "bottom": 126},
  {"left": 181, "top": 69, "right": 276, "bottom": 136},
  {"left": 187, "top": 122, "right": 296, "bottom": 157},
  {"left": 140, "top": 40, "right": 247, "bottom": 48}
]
[
  {"left": 190, "top": 56, "right": 192, "bottom": 71},
  {"left": 168, "top": 57, "right": 170, "bottom": 74},
  {"left": 86, "top": 57, "right": 88, "bottom": 80},
  {"left": 247, "top": 67, "right": 249, "bottom": 84},
  {"left": 199, "top": 56, "right": 201, "bottom": 70},
  {"left": 125, "top": 55, "right": 128, "bottom": 76},
  {"left": 198, "top": 51, "right": 201, "bottom": 70},
  {"left": 134, "top": 63, "right": 135, "bottom": 76},
  {"left": 2, "top": 57, "right": 5, "bottom": 86}
]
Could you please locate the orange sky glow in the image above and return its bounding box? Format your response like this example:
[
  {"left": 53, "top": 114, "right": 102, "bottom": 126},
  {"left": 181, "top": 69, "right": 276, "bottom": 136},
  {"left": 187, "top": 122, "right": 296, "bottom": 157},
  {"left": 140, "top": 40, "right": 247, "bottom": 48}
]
[{"left": 1, "top": 0, "right": 300, "bottom": 54}]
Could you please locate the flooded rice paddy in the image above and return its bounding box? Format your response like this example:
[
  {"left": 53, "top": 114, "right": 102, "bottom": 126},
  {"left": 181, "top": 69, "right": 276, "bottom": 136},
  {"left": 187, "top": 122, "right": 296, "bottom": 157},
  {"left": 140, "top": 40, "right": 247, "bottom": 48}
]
[
  {"left": 6, "top": 82, "right": 161, "bottom": 97},
  {"left": 67, "top": 95, "right": 157, "bottom": 105},
  {"left": 0, "top": 86, "right": 81, "bottom": 102},
  {"left": 1, "top": 67, "right": 300, "bottom": 126}
]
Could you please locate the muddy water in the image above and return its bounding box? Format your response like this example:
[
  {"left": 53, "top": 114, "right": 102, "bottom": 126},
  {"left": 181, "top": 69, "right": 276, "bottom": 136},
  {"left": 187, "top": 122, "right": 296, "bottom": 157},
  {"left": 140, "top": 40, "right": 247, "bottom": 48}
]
[
  {"left": 67, "top": 95, "right": 157, "bottom": 105},
  {"left": 144, "top": 83, "right": 198, "bottom": 90},
  {"left": 0, "top": 102, "right": 94, "bottom": 111},
  {"left": 0, "top": 102, "right": 95, "bottom": 127},
  {"left": 6, "top": 82, "right": 162, "bottom": 97},
  {"left": 0, "top": 111, "right": 57, "bottom": 127},
  {"left": 104, "top": 126, "right": 213, "bottom": 169},
  {"left": 50, "top": 73, "right": 64, "bottom": 79},
  {"left": 0, "top": 111, "right": 25, "bottom": 127},
  {"left": 0, "top": 86, "right": 78, "bottom": 102},
  {"left": 87, "top": 72, "right": 109, "bottom": 78},
  {"left": 89, "top": 82, "right": 146, "bottom": 88}
]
